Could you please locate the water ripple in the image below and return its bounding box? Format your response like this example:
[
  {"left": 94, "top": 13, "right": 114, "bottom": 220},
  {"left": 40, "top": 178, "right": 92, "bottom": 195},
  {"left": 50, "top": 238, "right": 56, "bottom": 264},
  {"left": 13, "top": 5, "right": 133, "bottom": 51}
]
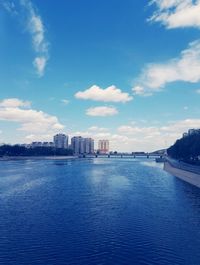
[{"left": 0, "top": 158, "right": 200, "bottom": 264}]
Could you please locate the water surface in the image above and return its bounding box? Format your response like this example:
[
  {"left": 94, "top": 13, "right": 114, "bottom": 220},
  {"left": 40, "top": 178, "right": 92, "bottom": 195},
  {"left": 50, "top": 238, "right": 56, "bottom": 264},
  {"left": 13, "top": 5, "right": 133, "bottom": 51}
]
[{"left": 0, "top": 158, "right": 200, "bottom": 265}]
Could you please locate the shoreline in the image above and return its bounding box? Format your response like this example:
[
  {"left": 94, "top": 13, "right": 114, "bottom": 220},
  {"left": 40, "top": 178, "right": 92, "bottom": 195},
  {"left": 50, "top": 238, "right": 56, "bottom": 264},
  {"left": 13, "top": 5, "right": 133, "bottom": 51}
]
[
  {"left": 0, "top": 156, "right": 77, "bottom": 161},
  {"left": 164, "top": 161, "right": 200, "bottom": 188}
]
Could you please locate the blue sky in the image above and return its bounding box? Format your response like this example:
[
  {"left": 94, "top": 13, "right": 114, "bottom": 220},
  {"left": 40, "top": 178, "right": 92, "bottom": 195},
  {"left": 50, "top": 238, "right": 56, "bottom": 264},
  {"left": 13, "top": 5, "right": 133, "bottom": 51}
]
[{"left": 1, "top": 0, "right": 200, "bottom": 151}]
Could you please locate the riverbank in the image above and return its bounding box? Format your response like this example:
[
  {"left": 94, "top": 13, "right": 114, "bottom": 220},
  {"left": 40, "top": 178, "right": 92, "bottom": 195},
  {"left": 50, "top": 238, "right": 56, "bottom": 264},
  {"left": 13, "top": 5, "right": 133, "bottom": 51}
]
[
  {"left": 0, "top": 156, "right": 76, "bottom": 161},
  {"left": 164, "top": 161, "right": 200, "bottom": 188}
]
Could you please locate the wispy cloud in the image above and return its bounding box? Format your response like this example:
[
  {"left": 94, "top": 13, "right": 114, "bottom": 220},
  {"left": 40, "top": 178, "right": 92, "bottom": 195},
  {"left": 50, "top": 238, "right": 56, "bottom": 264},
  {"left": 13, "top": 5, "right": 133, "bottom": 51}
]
[
  {"left": 1, "top": 0, "right": 17, "bottom": 14},
  {"left": 61, "top": 99, "right": 70, "bottom": 105},
  {"left": 2, "top": 0, "right": 49, "bottom": 77},
  {"left": 149, "top": 0, "right": 200, "bottom": 29},
  {"left": 86, "top": 106, "right": 118, "bottom": 117},
  {"left": 20, "top": 0, "right": 49, "bottom": 76},
  {"left": 75, "top": 85, "right": 133, "bottom": 103},
  {"left": 133, "top": 40, "right": 200, "bottom": 95}
]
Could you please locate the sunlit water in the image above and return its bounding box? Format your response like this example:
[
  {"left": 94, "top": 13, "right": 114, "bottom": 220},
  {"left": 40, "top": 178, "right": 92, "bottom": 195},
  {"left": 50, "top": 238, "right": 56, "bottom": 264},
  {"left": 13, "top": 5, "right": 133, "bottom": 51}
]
[{"left": 0, "top": 158, "right": 200, "bottom": 265}]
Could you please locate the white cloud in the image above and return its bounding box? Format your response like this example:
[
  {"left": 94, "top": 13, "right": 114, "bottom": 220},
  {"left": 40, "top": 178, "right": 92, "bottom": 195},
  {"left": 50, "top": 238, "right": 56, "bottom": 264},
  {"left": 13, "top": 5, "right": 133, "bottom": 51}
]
[
  {"left": 75, "top": 85, "right": 133, "bottom": 103},
  {"left": 116, "top": 118, "right": 200, "bottom": 151},
  {"left": 118, "top": 125, "right": 161, "bottom": 137},
  {"left": 73, "top": 130, "right": 111, "bottom": 138},
  {"left": 25, "top": 134, "right": 53, "bottom": 142},
  {"left": 132, "top": 86, "right": 145, "bottom": 95},
  {"left": 0, "top": 98, "right": 31, "bottom": 108},
  {"left": 28, "top": 11, "right": 47, "bottom": 52},
  {"left": 0, "top": 98, "right": 64, "bottom": 140},
  {"left": 3, "top": 0, "right": 50, "bottom": 77},
  {"left": 88, "top": 126, "right": 109, "bottom": 132},
  {"left": 149, "top": 0, "right": 200, "bottom": 29},
  {"left": 133, "top": 40, "right": 200, "bottom": 94},
  {"left": 1, "top": 1, "right": 17, "bottom": 14},
  {"left": 21, "top": 0, "right": 49, "bottom": 76},
  {"left": 160, "top": 118, "right": 200, "bottom": 133},
  {"left": 33, "top": 56, "right": 47, "bottom": 77},
  {"left": 69, "top": 118, "right": 200, "bottom": 152},
  {"left": 196, "top": 89, "right": 200, "bottom": 94},
  {"left": 61, "top": 99, "right": 70, "bottom": 105},
  {"left": 86, "top": 106, "right": 118, "bottom": 117},
  {"left": 132, "top": 86, "right": 152, "bottom": 97}
]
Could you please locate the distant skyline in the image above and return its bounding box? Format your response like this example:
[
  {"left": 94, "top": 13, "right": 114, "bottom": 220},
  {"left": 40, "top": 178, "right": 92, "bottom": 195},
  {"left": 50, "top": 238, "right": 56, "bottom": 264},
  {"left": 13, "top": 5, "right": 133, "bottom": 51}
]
[{"left": 1, "top": 0, "right": 200, "bottom": 152}]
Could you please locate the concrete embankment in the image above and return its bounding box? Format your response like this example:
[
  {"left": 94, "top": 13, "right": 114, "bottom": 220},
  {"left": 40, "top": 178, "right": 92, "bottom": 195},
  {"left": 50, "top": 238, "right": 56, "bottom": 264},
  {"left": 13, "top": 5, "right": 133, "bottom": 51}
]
[{"left": 164, "top": 162, "right": 200, "bottom": 188}]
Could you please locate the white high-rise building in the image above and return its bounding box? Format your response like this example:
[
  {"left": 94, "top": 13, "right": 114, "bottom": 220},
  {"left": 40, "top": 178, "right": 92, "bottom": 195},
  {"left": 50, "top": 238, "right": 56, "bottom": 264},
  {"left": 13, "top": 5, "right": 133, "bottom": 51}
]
[
  {"left": 53, "top": 134, "right": 68, "bottom": 149},
  {"left": 71, "top": 137, "right": 94, "bottom": 154},
  {"left": 71, "top": 136, "right": 82, "bottom": 154},
  {"left": 84, "top": 138, "right": 94, "bottom": 154},
  {"left": 98, "top": 140, "right": 109, "bottom": 154}
]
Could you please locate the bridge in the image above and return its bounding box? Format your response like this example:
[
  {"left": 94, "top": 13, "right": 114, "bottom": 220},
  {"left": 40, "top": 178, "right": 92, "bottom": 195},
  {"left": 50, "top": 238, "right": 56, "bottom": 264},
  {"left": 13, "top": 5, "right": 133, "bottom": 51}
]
[{"left": 79, "top": 153, "right": 164, "bottom": 159}]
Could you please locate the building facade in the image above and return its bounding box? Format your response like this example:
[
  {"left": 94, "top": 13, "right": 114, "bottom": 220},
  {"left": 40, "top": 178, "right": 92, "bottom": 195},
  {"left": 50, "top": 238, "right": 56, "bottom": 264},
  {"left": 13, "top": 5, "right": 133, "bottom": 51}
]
[
  {"left": 30, "top": 142, "right": 54, "bottom": 148},
  {"left": 98, "top": 140, "right": 109, "bottom": 154},
  {"left": 53, "top": 134, "right": 68, "bottom": 149},
  {"left": 84, "top": 138, "right": 94, "bottom": 154},
  {"left": 71, "top": 136, "right": 94, "bottom": 154}
]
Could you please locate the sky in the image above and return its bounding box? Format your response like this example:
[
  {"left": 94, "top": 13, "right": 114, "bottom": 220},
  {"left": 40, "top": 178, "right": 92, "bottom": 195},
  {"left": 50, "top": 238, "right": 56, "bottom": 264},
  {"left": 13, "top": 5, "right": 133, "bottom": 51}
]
[{"left": 0, "top": 0, "right": 200, "bottom": 152}]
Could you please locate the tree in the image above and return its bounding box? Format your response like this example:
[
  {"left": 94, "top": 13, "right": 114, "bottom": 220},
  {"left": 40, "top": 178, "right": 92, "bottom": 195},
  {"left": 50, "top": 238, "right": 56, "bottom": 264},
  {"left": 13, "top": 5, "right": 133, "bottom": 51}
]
[{"left": 167, "top": 132, "right": 200, "bottom": 164}]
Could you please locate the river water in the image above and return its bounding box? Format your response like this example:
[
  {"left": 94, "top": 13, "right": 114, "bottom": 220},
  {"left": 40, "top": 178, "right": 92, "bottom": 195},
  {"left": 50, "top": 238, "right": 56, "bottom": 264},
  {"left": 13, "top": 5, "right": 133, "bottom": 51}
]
[{"left": 0, "top": 158, "right": 200, "bottom": 265}]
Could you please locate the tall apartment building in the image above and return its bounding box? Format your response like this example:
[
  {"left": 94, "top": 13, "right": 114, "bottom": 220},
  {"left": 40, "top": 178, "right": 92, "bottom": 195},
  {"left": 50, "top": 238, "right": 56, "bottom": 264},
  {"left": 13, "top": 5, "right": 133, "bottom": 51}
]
[
  {"left": 84, "top": 138, "right": 94, "bottom": 154},
  {"left": 71, "top": 136, "right": 94, "bottom": 154},
  {"left": 98, "top": 140, "right": 109, "bottom": 154},
  {"left": 71, "top": 136, "right": 81, "bottom": 154},
  {"left": 53, "top": 134, "right": 68, "bottom": 149}
]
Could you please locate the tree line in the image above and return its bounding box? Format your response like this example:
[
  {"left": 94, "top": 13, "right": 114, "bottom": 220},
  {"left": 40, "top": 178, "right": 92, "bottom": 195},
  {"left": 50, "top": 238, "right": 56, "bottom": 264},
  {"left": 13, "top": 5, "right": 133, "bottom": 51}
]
[
  {"left": 0, "top": 145, "right": 73, "bottom": 156},
  {"left": 167, "top": 132, "right": 200, "bottom": 164}
]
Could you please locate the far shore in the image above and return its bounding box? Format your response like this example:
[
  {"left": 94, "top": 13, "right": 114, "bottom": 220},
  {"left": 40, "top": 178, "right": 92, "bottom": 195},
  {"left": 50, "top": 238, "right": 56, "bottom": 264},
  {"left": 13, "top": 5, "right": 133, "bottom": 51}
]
[
  {"left": 0, "top": 156, "right": 77, "bottom": 161},
  {"left": 164, "top": 161, "right": 200, "bottom": 188}
]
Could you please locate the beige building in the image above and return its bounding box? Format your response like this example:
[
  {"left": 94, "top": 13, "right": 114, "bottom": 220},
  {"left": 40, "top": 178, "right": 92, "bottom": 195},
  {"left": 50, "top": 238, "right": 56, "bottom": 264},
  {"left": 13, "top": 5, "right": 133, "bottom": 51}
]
[{"left": 98, "top": 140, "right": 109, "bottom": 154}]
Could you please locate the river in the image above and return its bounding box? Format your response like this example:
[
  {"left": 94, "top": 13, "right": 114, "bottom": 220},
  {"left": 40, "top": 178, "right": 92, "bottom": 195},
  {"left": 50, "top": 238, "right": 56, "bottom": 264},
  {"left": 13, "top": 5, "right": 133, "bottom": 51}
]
[{"left": 0, "top": 158, "right": 200, "bottom": 264}]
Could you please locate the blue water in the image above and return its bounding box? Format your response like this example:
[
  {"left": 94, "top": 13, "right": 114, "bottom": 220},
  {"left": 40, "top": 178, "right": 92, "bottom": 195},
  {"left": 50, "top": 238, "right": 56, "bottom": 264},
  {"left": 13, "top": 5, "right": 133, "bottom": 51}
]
[{"left": 0, "top": 158, "right": 200, "bottom": 265}]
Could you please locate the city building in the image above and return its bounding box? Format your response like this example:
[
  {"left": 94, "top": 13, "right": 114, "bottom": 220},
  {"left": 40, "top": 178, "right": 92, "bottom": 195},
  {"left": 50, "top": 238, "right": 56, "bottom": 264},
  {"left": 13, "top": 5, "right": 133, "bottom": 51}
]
[
  {"left": 98, "top": 140, "right": 109, "bottom": 154},
  {"left": 31, "top": 142, "right": 43, "bottom": 148},
  {"left": 42, "top": 142, "right": 54, "bottom": 147},
  {"left": 30, "top": 142, "right": 54, "bottom": 148},
  {"left": 71, "top": 136, "right": 94, "bottom": 154},
  {"left": 53, "top": 134, "right": 68, "bottom": 149},
  {"left": 71, "top": 136, "right": 82, "bottom": 154},
  {"left": 84, "top": 138, "right": 94, "bottom": 154}
]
